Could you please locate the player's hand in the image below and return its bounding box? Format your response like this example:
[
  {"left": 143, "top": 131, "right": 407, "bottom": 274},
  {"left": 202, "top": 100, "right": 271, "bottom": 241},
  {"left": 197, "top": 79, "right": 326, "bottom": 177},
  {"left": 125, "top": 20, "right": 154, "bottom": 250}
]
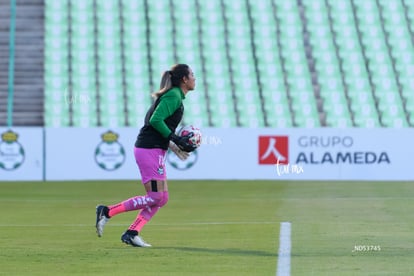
[
  {"left": 169, "top": 141, "right": 190, "bottom": 161},
  {"left": 169, "top": 133, "right": 197, "bottom": 153}
]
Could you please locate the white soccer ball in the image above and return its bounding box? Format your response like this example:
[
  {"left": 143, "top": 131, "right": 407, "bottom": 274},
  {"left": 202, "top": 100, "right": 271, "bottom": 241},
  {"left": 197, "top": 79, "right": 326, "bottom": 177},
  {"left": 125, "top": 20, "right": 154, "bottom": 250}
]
[{"left": 178, "top": 125, "right": 202, "bottom": 148}]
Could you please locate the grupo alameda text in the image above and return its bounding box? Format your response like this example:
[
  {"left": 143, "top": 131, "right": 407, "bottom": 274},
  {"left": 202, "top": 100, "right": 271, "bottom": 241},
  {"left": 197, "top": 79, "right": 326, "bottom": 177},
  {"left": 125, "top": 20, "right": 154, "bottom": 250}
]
[{"left": 294, "top": 136, "right": 390, "bottom": 165}]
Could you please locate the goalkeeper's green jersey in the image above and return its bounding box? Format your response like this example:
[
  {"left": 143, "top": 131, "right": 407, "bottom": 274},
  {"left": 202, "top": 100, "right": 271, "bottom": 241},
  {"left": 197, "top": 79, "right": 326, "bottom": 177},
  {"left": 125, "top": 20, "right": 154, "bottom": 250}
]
[{"left": 135, "top": 87, "right": 185, "bottom": 150}]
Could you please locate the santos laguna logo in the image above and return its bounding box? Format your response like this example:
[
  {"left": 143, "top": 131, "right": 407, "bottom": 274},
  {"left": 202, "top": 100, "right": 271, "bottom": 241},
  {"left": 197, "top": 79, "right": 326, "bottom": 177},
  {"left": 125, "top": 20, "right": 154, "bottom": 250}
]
[
  {"left": 258, "top": 135, "right": 390, "bottom": 165},
  {"left": 0, "top": 130, "right": 25, "bottom": 171},
  {"left": 95, "top": 130, "right": 126, "bottom": 171},
  {"left": 167, "top": 149, "right": 198, "bottom": 170}
]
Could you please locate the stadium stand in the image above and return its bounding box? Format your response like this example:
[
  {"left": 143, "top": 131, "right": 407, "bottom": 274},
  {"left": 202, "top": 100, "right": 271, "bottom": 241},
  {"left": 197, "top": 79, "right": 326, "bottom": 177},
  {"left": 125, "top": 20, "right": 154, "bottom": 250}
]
[
  {"left": 0, "top": 0, "right": 10, "bottom": 124},
  {"left": 327, "top": 0, "right": 382, "bottom": 127},
  {"left": 275, "top": 0, "right": 321, "bottom": 128},
  {"left": 353, "top": 0, "right": 409, "bottom": 127},
  {"left": 1, "top": 0, "right": 43, "bottom": 126},
  {"left": 122, "top": 0, "right": 152, "bottom": 127},
  {"left": 2, "top": 0, "right": 413, "bottom": 127},
  {"left": 197, "top": 0, "right": 239, "bottom": 128},
  {"left": 303, "top": 0, "right": 354, "bottom": 128},
  {"left": 44, "top": 0, "right": 69, "bottom": 126},
  {"left": 170, "top": 0, "right": 210, "bottom": 127},
  {"left": 379, "top": 0, "right": 414, "bottom": 126}
]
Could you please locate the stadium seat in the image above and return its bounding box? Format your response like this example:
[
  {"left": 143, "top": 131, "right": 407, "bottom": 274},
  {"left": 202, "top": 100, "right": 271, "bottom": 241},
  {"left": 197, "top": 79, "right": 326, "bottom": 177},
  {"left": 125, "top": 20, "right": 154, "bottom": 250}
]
[
  {"left": 353, "top": 0, "right": 409, "bottom": 126},
  {"left": 302, "top": 0, "right": 353, "bottom": 127},
  {"left": 43, "top": 0, "right": 412, "bottom": 128},
  {"left": 44, "top": 0, "right": 70, "bottom": 126},
  {"left": 274, "top": 0, "right": 321, "bottom": 127},
  {"left": 96, "top": 0, "right": 126, "bottom": 127},
  {"left": 147, "top": 0, "right": 175, "bottom": 86},
  {"left": 249, "top": 0, "right": 293, "bottom": 127},
  {"left": 68, "top": 0, "right": 98, "bottom": 127},
  {"left": 378, "top": 0, "right": 414, "bottom": 123},
  {"left": 198, "top": 0, "right": 238, "bottom": 127},
  {"left": 327, "top": 0, "right": 381, "bottom": 127},
  {"left": 121, "top": 0, "right": 152, "bottom": 126},
  {"left": 170, "top": 1, "right": 209, "bottom": 127}
]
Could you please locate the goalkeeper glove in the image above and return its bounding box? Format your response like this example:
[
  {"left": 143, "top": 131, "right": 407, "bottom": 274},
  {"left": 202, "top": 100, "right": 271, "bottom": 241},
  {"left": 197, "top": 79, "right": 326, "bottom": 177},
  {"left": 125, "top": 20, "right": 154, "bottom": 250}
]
[{"left": 169, "top": 132, "right": 197, "bottom": 153}]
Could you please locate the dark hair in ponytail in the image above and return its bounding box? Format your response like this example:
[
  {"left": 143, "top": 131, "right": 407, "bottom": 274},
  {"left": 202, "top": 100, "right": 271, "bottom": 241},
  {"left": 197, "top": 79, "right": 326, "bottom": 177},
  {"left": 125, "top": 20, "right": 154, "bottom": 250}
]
[{"left": 152, "top": 64, "right": 190, "bottom": 99}]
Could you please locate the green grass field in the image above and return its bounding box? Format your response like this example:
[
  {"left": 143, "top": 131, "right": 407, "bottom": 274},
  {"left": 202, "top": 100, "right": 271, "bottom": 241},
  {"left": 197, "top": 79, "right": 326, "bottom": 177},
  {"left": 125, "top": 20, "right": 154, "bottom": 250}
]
[{"left": 1, "top": 180, "right": 414, "bottom": 275}]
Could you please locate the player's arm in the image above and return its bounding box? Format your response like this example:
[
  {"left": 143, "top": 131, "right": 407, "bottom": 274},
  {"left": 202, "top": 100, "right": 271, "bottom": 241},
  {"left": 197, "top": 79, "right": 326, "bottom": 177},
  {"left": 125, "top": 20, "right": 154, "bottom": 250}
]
[
  {"left": 169, "top": 141, "right": 190, "bottom": 160},
  {"left": 149, "top": 91, "right": 181, "bottom": 138},
  {"left": 149, "top": 90, "right": 196, "bottom": 152}
]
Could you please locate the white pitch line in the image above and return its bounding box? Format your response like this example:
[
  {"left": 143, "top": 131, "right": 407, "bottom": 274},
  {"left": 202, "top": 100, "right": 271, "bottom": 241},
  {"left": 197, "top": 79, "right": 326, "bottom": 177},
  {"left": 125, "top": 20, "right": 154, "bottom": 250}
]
[{"left": 276, "top": 222, "right": 291, "bottom": 276}]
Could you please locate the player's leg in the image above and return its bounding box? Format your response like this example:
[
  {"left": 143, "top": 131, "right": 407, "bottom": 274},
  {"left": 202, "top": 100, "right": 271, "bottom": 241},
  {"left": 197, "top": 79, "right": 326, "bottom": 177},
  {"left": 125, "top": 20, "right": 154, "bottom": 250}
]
[
  {"left": 95, "top": 205, "right": 110, "bottom": 237},
  {"left": 95, "top": 148, "right": 167, "bottom": 238},
  {"left": 106, "top": 187, "right": 164, "bottom": 217},
  {"left": 95, "top": 187, "right": 164, "bottom": 237},
  {"left": 121, "top": 179, "right": 169, "bottom": 247},
  {"left": 120, "top": 147, "right": 168, "bottom": 247},
  {"left": 127, "top": 180, "right": 169, "bottom": 232}
]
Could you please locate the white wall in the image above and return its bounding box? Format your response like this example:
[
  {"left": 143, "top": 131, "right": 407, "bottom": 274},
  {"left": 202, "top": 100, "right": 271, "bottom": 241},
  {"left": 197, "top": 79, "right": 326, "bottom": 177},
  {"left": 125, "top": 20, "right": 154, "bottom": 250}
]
[
  {"left": 0, "top": 127, "right": 43, "bottom": 180},
  {"left": 1, "top": 127, "right": 412, "bottom": 181}
]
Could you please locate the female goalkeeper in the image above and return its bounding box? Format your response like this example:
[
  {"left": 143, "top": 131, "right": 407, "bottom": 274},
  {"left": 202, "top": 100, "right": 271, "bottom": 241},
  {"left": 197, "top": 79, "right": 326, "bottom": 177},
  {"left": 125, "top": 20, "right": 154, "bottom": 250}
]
[{"left": 95, "top": 64, "right": 197, "bottom": 247}]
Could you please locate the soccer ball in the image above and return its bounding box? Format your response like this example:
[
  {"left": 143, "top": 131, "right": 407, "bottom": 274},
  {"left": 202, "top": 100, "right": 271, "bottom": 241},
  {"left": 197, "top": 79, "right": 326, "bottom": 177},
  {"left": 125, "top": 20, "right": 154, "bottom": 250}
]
[{"left": 178, "top": 125, "right": 202, "bottom": 148}]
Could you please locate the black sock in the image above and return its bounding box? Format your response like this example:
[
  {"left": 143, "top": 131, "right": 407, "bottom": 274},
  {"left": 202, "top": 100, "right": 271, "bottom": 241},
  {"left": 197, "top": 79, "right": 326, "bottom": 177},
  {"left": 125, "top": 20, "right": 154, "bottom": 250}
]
[
  {"left": 104, "top": 206, "right": 110, "bottom": 218},
  {"left": 126, "top": 229, "right": 138, "bottom": 235}
]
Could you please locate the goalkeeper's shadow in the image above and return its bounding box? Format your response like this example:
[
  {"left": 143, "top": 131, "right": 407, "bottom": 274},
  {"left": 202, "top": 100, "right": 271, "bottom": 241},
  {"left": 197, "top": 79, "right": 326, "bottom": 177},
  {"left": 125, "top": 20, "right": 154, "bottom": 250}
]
[{"left": 154, "top": 246, "right": 275, "bottom": 257}]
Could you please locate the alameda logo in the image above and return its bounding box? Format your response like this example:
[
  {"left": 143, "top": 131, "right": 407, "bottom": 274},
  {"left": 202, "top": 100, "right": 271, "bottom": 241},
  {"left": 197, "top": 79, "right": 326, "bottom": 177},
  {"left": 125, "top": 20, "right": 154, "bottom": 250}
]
[
  {"left": 258, "top": 136, "right": 288, "bottom": 164},
  {"left": 295, "top": 136, "right": 390, "bottom": 164}
]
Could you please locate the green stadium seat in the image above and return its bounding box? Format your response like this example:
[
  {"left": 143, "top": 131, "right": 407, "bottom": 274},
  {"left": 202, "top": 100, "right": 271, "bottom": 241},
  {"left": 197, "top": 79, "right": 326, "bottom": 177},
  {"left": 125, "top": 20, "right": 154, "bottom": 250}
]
[
  {"left": 96, "top": 0, "right": 125, "bottom": 127},
  {"left": 199, "top": 10, "right": 235, "bottom": 127},
  {"left": 121, "top": 0, "right": 151, "bottom": 126},
  {"left": 44, "top": 0, "right": 70, "bottom": 127},
  {"left": 208, "top": 89, "right": 236, "bottom": 127},
  {"left": 43, "top": 0, "right": 411, "bottom": 128},
  {"left": 72, "top": 116, "right": 98, "bottom": 128},
  {"left": 378, "top": 0, "right": 414, "bottom": 126},
  {"left": 326, "top": 115, "right": 353, "bottom": 128},
  {"left": 44, "top": 115, "right": 70, "bottom": 127},
  {"left": 302, "top": 0, "right": 354, "bottom": 126},
  {"left": 127, "top": 102, "right": 149, "bottom": 127},
  {"left": 328, "top": 0, "right": 385, "bottom": 126},
  {"left": 183, "top": 88, "right": 209, "bottom": 128},
  {"left": 147, "top": 4, "right": 175, "bottom": 86},
  {"left": 352, "top": 0, "right": 410, "bottom": 126}
]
